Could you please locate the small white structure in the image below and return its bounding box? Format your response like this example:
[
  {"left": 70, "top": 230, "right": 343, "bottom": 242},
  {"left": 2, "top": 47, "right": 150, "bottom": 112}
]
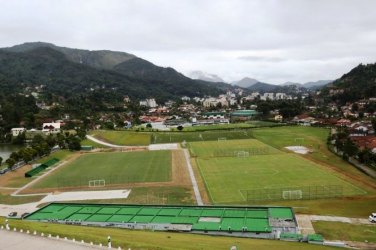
[{"left": 11, "top": 128, "right": 26, "bottom": 136}]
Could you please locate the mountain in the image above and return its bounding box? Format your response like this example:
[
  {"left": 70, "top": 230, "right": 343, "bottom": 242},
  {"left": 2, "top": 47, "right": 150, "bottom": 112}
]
[
  {"left": 5, "top": 42, "right": 136, "bottom": 70},
  {"left": 187, "top": 70, "right": 224, "bottom": 82},
  {"left": 247, "top": 82, "right": 278, "bottom": 92},
  {"left": 233, "top": 77, "right": 260, "bottom": 88},
  {"left": 303, "top": 80, "right": 332, "bottom": 89},
  {"left": 321, "top": 63, "right": 376, "bottom": 103},
  {"left": 281, "top": 81, "right": 302, "bottom": 87},
  {"left": 0, "top": 42, "right": 232, "bottom": 100}
]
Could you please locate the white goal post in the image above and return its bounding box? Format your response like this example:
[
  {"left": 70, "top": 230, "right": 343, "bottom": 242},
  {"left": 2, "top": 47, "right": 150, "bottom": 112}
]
[
  {"left": 88, "top": 179, "right": 105, "bottom": 188},
  {"left": 234, "top": 151, "right": 250, "bottom": 158},
  {"left": 282, "top": 190, "right": 303, "bottom": 200}
]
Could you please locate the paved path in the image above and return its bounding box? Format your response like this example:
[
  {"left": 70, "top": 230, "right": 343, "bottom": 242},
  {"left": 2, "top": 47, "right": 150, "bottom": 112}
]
[
  {"left": 86, "top": 135, "right": 126, "bottom": 148},
  {"left": 296, "top": 214, "right": 373, "bottom": 235},
  {"left": 183, "top": 149, "right": 203, "bottom": 205},
  {"left": 12, "top": 160, "right": 68, "bottom": 196},
  {"left": 0, "top": 230, "right": 98, "bottom": 250}
]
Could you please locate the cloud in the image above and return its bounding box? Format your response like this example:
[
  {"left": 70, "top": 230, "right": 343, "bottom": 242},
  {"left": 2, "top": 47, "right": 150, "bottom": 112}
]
[
  {"left": 237, "top": 56, "right": 286, "bottom": 62},
  {"left": 0, "top": 0, "right": 375, "bottom": 83}
]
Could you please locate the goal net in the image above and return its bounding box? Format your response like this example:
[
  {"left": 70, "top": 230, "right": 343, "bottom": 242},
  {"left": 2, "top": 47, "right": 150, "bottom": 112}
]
[
  {"left": 282, "top": 190, "right": 302, "bottom": 200},
  {"left": 235, "top": 151, "right": 250, "bottom": 158},
  {"left": 88, "top": 179, "right": 105, "bottom": 188},
  {"left": 218, "top": 137, "right": 227, "bottom": 141}
]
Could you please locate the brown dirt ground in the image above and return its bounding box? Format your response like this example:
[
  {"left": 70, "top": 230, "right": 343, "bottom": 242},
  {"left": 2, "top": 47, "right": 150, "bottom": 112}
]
[
  {"left": 0, "top": 165, "right": 32, "bottom": 187},
  {"left": 19, "top": 150, "right": 194, "bottom": 196}
]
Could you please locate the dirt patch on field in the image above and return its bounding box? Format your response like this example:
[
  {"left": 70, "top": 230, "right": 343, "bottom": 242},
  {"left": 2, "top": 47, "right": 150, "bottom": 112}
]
[{"left": 0, "top": 165, "right": 32, "bottom": 188}]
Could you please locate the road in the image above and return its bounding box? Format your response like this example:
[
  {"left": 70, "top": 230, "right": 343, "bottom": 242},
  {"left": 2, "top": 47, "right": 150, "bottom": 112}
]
[
  {"left": 0, "top": 230, "right": 98, "bottom": 250},
  {"left": 183, "top": 149, "right": 203, "bottom": 205}
]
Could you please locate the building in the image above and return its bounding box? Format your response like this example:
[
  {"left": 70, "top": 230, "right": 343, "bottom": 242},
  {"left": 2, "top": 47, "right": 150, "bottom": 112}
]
[
  {"left": 11, "top": 128, "right": 26, "bottom": 137},
  {"left": 230, "top": 110, "right": 260, "bottom": 121},
  {"left": 42, "top": 122, "right": 61, "bottom": 135},
  {"left": 25, "top": 203, "right": 299, "bottom": 239},
  {"left": 140, "top": 98, "right": 158, "bottom": 108},
  {"left": 274, "top": 115, "right": 283, "bottom": 122}
]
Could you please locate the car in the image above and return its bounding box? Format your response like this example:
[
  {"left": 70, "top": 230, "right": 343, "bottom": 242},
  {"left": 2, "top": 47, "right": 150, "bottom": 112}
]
[
  {"left": 7, "top": 212, "right": 17, "bottom": 217},
  {"left": 369, "top": 213, "right": 376, "bottom": 223},
  {"left": 21, "top": 213, "right": 30, "bottom": 219}
]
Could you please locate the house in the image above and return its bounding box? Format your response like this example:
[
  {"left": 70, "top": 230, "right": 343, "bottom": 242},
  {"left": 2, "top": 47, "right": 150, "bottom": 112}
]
[
  {"left": 274, "top": 115, "right": 283, "bottom": 122},
  {"left": 11, "top": 128, "right": 26, "bottom": 137},
  {"left": 42, "top": 122, "right": 61, "bottom": 135}
]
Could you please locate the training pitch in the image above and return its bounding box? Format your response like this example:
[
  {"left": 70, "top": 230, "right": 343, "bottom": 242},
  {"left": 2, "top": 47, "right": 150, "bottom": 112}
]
[
  {"left": 190, "top": 138, "right": 366, "bottom": 204},
  {"left": 30, "top": 151, "right": 172, "bottom": 190}
]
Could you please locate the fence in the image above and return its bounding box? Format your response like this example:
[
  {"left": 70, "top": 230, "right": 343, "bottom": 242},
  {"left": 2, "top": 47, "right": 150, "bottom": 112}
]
[{"left": 242, "top": 185, "right": 343, "bottom": 202}]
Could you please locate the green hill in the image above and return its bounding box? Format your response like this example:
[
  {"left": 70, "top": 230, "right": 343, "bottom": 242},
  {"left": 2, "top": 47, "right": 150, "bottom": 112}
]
[{"left": 321, "top": 63, "right": 376, "bottom": 103}]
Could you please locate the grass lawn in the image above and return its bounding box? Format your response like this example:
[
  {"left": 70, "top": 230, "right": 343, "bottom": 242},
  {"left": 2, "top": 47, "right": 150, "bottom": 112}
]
[
  {"left": 80, "top": 139, "right": 108, "bottom": 148},
  {"left": 252, "top": 126, "right": 376, "bottom": 192},
  {"left": 90, "top": 130, "right": 151, "bottom": 146},
  {"left": 0, "top": 217, "right": 338, "bottom": 250},
  {"left": 189, "top": 139, "right": 281, "bottom": 158},
  {"left": 151, "top": 130, "right": 254, "bottom": 144},
  {"left": 313, "top": 221, "right": 376, "bottom": 243},
  {"left": 0, "top": 193, "right": 44, "bottom": 205},
  {"left": 30, "top": 151, "right": 172, "bottom": 189},
  {"left": 197, "top": 154, "right": 366, "bottom": 204}
]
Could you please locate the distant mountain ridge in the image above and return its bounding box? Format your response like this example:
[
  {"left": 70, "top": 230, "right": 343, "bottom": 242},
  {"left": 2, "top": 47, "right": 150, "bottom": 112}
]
[
  {"left": 0, "top": 42, "right": 234, "bottom": 101},
  {"left": 233, "top": 76, "right": 332, "bottom": 91}
]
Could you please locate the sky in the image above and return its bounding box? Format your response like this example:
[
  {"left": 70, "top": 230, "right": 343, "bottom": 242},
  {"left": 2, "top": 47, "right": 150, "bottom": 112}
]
[{"left": 0, "top": 0, "right": 376, "bottom": 84}]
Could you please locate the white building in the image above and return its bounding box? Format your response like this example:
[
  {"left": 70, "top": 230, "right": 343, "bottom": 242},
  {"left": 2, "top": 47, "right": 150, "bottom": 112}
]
[
  {"left": 140, "top": 98, "right": 158, "bottom": 108},
  {"left": 42, "top": 123, "right": 61, "bottom": 135},
  {"left": 11, "top": 128, "right": 26, "bottom": 137}
]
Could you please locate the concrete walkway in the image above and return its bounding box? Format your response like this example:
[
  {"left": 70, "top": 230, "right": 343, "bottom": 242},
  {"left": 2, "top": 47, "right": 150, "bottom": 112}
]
[
  {"left": 86, "top": 135, "right": 126, "bottom": 148},
  {"left": 183, "top": 149, "right": 203, "bottom": 205},
  {"left": 0, "top": 230, "right": 98, "bottom": 250}
]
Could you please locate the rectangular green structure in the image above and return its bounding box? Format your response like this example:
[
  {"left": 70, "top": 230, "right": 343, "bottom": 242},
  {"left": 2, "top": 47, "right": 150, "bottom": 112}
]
[
  {"left": 25, "top": 158, "right": 60, "bottom": 178},
  {"left": 25, "top": 203, "right": 298, "bottom": 239}
]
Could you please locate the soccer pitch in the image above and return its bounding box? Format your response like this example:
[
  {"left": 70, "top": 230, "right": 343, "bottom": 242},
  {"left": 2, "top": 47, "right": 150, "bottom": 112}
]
[
  {"left": 190, "top": 138, "right": 366, "bottom": 204},
  {"left": 189, "top": 139, "right": 281, "bottom": 158},
  {"left": 151, "top": 130, "right": 253, "bottom": 144},
  {"left": 31, "top": 151, "right": 172, "bottom": 190}
]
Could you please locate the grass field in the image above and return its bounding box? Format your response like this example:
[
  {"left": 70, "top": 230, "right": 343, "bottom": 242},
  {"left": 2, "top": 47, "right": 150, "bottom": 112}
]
[
  {"left": 0, "top": 217, "right": 338, "bottom": 250},
  {"left": 90, "top": 130, "right": 151, "bottom": 145},
  {"left": 30, "top": 151, "right": 172, "bottom": 189},
  {"left": 152, "top": 130, "right": 253, "bottom": 144},
  {"left": 252, "top": 126, "right": 376, "bottom": 193},
  {"left": 313, "top": 221, "right": 376, "bottom": 243},
  {"left": 196, "top": 153, "right": 366, "bottom": 203},
  {"left": 189, "top": 139, "right": 281, "bottom": 158}
]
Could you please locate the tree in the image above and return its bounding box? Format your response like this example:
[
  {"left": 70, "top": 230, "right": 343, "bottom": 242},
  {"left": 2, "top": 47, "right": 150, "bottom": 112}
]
[
  {"left": 372, "top": 118, "right": 376, "bottom": 132},
  {"left": 67, "top": 136, "right": 81, "bottom": 151},
  {"left": 146, "top": 123, "right": 152, "bottom": 129},
  {"left": 5, "top": 158, "right": 16, "bottom": 169},
  {"left": 0, "top": 156, "right": 2, "bottom": 166},
  {"left": 177, "top": 125, "right": 184, "bottom": 131}
]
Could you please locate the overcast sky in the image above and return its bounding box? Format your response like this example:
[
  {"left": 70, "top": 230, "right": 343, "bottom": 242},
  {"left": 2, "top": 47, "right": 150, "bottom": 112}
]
[{"left": 1, "top": 0, "right": 376, "bottom": 84}]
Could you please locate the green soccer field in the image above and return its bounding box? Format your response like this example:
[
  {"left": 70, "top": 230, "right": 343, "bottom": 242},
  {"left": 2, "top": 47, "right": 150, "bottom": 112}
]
[
  {"left": 190, "top": 136, "right": 367, "bottom": 204},
  {"left": 31, "top": 151, "right": 172, "bottom": 189},
  {"left": 151, "top": 130, "right": 254, "bottom": 144},
  {"left": 189, "top": 139, "right": 281, "bottom": 158}
]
